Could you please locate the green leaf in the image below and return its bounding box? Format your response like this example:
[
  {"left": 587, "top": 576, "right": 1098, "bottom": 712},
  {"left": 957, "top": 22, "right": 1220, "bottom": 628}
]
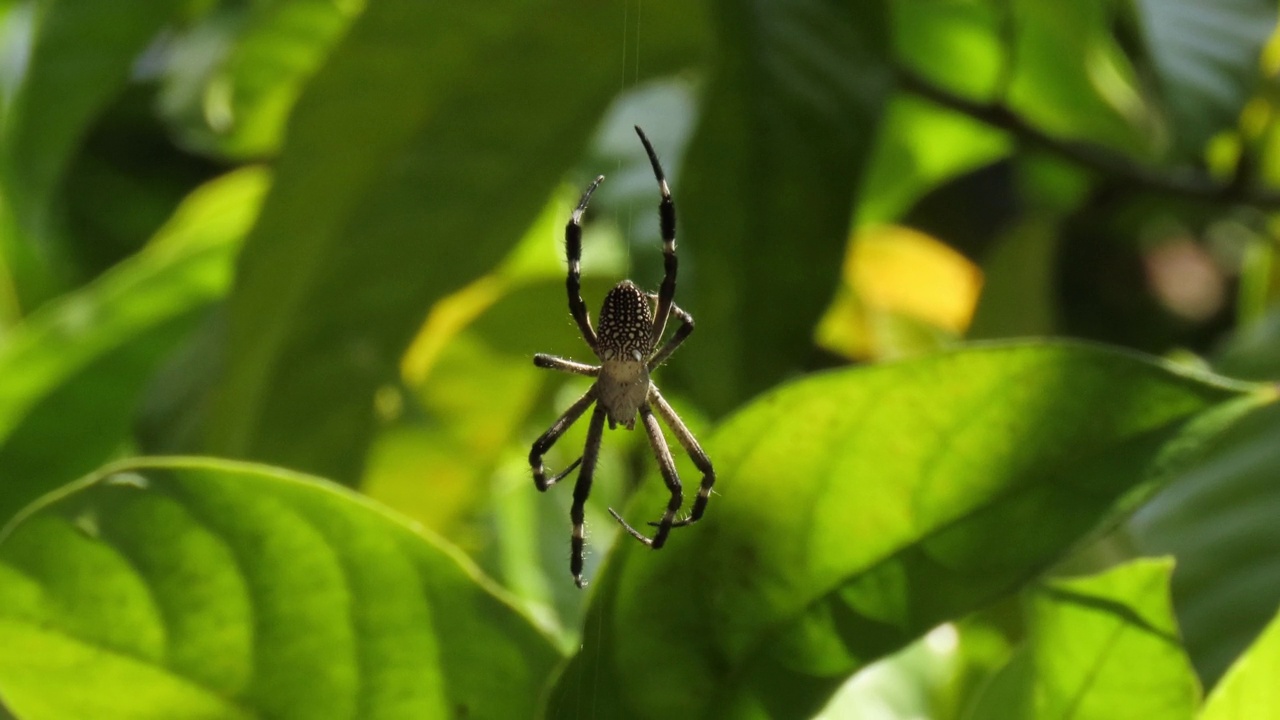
[
  {"left": 857, "top": 94, "right": 1010, "bottom": 227},
  {"left": 1213, "top": 305, "right": 1280, "bottom": 381},
  {"left": 674, "top": 0, "right": 892, "bottom": 414},
  {"left": 166, "top": 0, "right": 359, "bottom": 158},
  {"left": 969, "top": 559, "right": 1199, "bottom": 719},
  {"left": 1134, "top": 0, "right": 1276, "bottom": 159},
  {"left": 1200, "top": 605, "right": 1280, "bottom": 720},
  {"left": 207, "top": 0, "right": 707, "bottom": 481},
  {"left": 1130, "top": 402, "right": 1280, "bottom": 686},
  {"left": 1, "top": 0, "right": 184, "bottom": 244},
  {"left": 890, "top": 0, "right": 1005, "bottom": 100},
  {"left": 0, "top": 168, "right": 267, "bottom": 526},
  {"left": 0, "top": 457, "right": 559, "bottom": 719},
  {"left": 1128, "top": 310, "right": 1280, "bottom": 687},
  {"left": 967, "top": 217, "right": 1060, "bottom": 340},
  {"left": 547, "top": 342, "right": 1267, "bottom": 719},
  {"left": 1007, "top": 0, "right": 1153, "bottom": 154},
  {"left": 893, "top": 0, "right": 1153, "bottom": 155}
]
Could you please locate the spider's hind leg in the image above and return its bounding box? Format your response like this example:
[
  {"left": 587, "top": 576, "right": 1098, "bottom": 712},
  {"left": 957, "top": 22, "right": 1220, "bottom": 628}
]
[
  {"left": 608, "top": 403, "right": 683, "bottom": 550},
  {"left": 648, "top": 386, "right": 715, "bottom": 528},
  {"left": 570, "top": 405, "right": 608, "bottom": 587}
]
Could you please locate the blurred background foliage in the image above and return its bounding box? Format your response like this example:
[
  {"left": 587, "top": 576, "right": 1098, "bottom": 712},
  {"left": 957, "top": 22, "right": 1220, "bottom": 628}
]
[{"left": 1, "top": 0, "right": 1279, "bottom": 717}]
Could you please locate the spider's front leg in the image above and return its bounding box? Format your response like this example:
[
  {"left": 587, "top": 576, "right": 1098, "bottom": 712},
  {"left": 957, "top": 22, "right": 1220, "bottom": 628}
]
[
  {"left": 528, "top": 387, "right": 595, "bottom": 490},
  {"left": 635, "top": 126, "right": 678, "bottom": 347},
  {"left": 565, "top": 175, "right": 604, "bottom": 351}
]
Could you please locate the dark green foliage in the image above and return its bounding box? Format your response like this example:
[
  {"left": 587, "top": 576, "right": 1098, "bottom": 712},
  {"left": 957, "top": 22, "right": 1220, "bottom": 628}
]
[{"left": 1, "top": 1, "right": 1279, "bottom": 718}]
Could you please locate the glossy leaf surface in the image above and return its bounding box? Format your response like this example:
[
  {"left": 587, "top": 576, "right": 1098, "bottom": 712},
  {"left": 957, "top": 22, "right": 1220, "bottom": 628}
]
[
  {"left": 967, "top": 559, "right": 1199, "bottom": 719},
  {"left": 0, "top": 458, "right": 559, "bottom": 719}
]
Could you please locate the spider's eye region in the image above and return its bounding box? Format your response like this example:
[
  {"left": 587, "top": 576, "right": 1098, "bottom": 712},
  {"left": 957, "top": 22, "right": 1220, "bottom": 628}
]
[{"left": 597, "top": 281, "right": 653, "bottom": 358}]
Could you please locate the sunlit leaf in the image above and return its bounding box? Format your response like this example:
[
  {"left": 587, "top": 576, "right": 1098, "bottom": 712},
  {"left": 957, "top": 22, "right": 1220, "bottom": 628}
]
[
  {"left": 1009, "top": 0, "right": 1153, "bottom": 154},
  {"left": 0, "top": 457, "right": 559, "bottom": 719},
  {"left": 857, "top": 94, "right": 1010, "bottom": 227},
  {"left": 815, "top": 626, "right": 963, "bottom": 720},
  {"left": 968, "top": 559, "right": 1199, "bottom": 719},
  {"left": 0, "top": 169, "right": 267, "bottom": 525},
  {"left": 891, "top": 0, "right": 1004, "bottom": 101},
  {"left": 548, "top": 342, "right": 1268, "bottom": 719}
]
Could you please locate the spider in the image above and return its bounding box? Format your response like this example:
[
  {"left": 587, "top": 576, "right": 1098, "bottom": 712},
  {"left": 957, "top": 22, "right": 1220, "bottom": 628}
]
[{"left": 529, "top": 126, "right": 716, "bottom": 588}]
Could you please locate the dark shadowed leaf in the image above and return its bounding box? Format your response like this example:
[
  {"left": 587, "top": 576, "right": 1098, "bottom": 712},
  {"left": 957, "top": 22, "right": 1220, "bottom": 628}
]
[
  {"left": 671, "top": 0, "right": 892, "bottom": 415},
  {"left": 206, "top": 0, "right": 707, "bottom": 482},
  {"left": 0, "top": 169, "right": 266, "bottom": 526},
  {"left": 1128, "top": 310, "right": 1280, "bottom": 687},
  {"left": 1134, "top": 0, "right": 1277, "bottom": 159},
  {"left": 1, "top": 0, "right": 184, "bottom": 245},
  {"left": 1200, "top": 604, "right": 1280, "bottom": 720}
]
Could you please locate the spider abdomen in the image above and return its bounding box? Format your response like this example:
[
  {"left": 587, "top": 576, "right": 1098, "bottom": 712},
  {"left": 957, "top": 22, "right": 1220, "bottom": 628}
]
[
  {"left": 594, "top": 280, "right": 654, "bottom": 429},
  {"left": 596, "top": 280, "right": 653, "bottom": 362}
]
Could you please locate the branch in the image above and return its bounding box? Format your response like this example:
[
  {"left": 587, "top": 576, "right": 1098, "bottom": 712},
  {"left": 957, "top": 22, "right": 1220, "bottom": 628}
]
[{"left": 896, "top": 68, "right": 1280, "bottom": 209}]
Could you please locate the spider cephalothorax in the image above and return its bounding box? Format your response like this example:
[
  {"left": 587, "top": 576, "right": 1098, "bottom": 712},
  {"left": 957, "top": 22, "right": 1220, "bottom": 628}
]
[{"left": 529, "top": 126, "right": 716, "bottom": 588}]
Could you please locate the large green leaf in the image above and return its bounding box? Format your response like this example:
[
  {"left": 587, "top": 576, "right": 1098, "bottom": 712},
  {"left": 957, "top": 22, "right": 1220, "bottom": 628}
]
[
  {"left": 0, "top": 457, "right": 559, "bottom": 719},
  {"left": 1128, "top": 308, "right": 1280, "bottom": 687},
  {"left": 206, "top": 0, "right": 707, "bottom": 481},
  {"left": 967, "top": 559, "right": 1199, "bottom": 719},
  {"left": 547, "top": 342, "right": 1268, "bottom": 719},
  {"left": 1134, "top": 0, "right": 1277, "bottom": 159},
  {"left": 0, "top": 0, "right": 184, "bottom": 249},
  {"left": 671, "top": 0, "right": 892, "bottom": 415},
  {"left": 1130, "top": 403, "right": 1280, "bottom": 688},
  {"left": 0, "top": 168, "right": 267, "bottom": 526}
]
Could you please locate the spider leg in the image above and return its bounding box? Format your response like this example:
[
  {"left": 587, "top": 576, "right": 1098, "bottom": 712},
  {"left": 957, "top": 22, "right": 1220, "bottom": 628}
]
[
  {"left": 608, "top": 403, "right": 683, "bottom": 550},
  {"left": 645, "top": 297, "right": 694, "bottom": 369},
  {"left": 566, "top": 176, "right": 604, "bottom": 351},
  {"left": 529, "top": 387, "right": 596, "bottom": 491},
  {"left": 635, "top": 126, "right": 678, "bottom": 347},
  {"left": 533, "top": 354, "right": 600, "bottom": 377},
  {"left": 570, "top": 405, "right": 608, "bottom": 588},
  {"left": 647, "top": 385, "right": 715, "bottom": 528}
]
